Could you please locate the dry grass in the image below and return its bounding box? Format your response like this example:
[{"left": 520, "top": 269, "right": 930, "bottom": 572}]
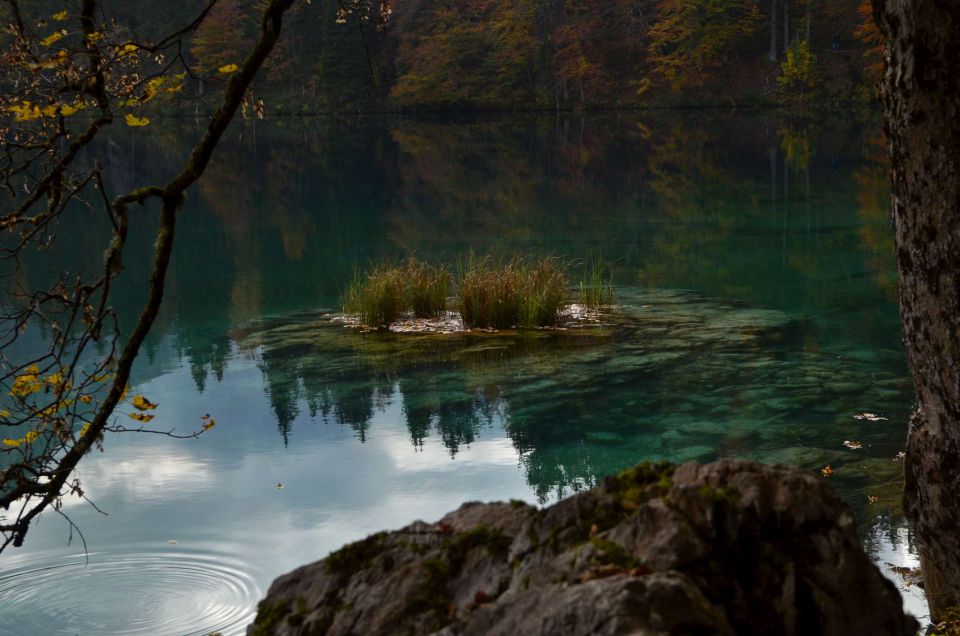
[
  {"left": 344, "top": 255, "right": 606, "bottom": 329},
  {"left": 456, "top": 255, "right": 569, "bottom": 329}
]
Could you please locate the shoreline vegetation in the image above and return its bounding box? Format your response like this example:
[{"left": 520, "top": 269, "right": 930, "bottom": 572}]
[{"left": 340, "top": 256, "right": 615, "bottom": 331}]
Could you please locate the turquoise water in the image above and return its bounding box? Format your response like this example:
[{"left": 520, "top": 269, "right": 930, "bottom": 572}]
[{"left": 0, "top": 112, "right": 926, "bottom": 633}]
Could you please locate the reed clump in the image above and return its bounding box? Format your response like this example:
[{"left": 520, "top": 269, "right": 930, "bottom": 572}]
[
  {"left": 577, "top": 256, "right": 616, "bottom": 309},
  {"left": 342, "top": 255, "right": 612, "bottom": 329},
  {"left": 457, "top": 256, "right": 570, "bottom": 329},
  {"left": 342, "top": 263, "right": 407, "bottom": 326},
  {"left": 404, "top": 259, "right": 450, "bottom": 318}
]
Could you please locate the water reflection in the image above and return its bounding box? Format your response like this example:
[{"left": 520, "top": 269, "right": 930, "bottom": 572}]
[
  {"left": 231, "top": 288, "right": 910, "bottom": 510},
  {"left": 1, "top": 111, "right": 923, "bottom": 634}
]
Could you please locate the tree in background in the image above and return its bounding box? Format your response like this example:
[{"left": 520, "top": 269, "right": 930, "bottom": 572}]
[
  {"left": 648, "top": 0, "right": 762, "bottom": 93},
  {"left": 776, "top": 38, "right": 816, "bottom": 101},
  {"left": 853, "top": 0, "right": 882, "bottom": 82},
  {"left": 190, "top": 0, "right": 252, "bottom": 75},
  {"left": 391, "top": 0, "right": 538, "bottom": 108},
  {"left": 876, "top": 0, "right": 960, "bottom": 623}
]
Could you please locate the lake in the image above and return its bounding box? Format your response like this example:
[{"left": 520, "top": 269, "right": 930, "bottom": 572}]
[{"left": 0, "top": 110, "right": 926, "bottom": 634}]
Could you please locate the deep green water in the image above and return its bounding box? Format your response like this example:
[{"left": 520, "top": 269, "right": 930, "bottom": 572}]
[{"left": 0, "top": 111, "right": 926, "bottom": 634}]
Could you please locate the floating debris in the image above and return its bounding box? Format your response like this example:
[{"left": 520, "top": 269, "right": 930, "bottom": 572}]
[
  {"left": 843, "top": 440, "right": 863, "bottom": 450},
  {"left": 821, "top": 465, "right": 834, "bottom": 478},
  {"left": 867, "top": 495, "right": 880, "bottom": 504},
  {"left": 854, "top": 412, "right": 888, "bottom": 421}
]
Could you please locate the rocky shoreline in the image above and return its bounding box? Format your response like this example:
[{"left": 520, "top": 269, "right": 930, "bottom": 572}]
[{"left": 248, "top": 460, "right": 916, "bottom": 635}]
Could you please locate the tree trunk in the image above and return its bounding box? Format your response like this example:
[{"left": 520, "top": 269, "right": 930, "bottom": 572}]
[
  {"left": 876, "top": 0, "right": 960, "bottom": 621},
  {"left": 783, "top": 0, "right": 790, "bottom": 53},
  {"left": 769, "top": 0, "right": 778, "bottom": 61}
]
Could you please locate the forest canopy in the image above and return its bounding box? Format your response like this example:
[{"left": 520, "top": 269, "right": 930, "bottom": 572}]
[{"left": 13, "top": 0, "right": 881, "bottom": 112}]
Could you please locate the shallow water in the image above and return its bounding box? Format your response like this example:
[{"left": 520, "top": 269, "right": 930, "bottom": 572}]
[{"left": 0, "top": 111, "right": 927, "bottom": 633}]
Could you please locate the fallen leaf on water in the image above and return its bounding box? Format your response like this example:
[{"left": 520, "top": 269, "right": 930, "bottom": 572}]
[
  {"left": 867, "top": 495, "right": 880, "bottom": 504},
  {"left": 853, "top": 412, "right": 888, "bottom": 422},
  {"left": 843, "top": 440, "right": 863, "bottom": 450},
  {"left": 893, "top": 451, "right": 905, "bottom": 461},
  {"left": 821, "top": 465, "right": 834, "bottom": 478}
]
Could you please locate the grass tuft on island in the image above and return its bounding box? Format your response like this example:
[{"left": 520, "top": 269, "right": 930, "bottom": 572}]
[{"left": 342, "top": 255, "right": 614, "bottom": 330}]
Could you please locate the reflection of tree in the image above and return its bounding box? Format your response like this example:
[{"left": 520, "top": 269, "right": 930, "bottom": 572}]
[
  {"left": 92, "top": 113, "right": 906, "bottom": 509},
  {"left": 853, "top": 131, "right": 897, "bottom": 301}
]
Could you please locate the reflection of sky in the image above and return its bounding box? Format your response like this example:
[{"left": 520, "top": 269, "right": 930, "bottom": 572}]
[
  {"left": 2, "top": 355, "right": 539, "bottom": 635},
  {"left": 2, "top": 344, "right": 927, "bottom": 634}
]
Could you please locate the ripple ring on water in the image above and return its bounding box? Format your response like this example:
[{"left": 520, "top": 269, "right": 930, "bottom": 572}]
[{"left": 0, "top": 548, "right": 261, "bottom": 636}]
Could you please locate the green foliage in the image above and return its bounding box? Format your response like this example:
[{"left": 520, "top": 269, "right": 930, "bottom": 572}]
[
  {"left": 342, "top": 264, "right": 407, "bottom": 326},
  {"left": 578, "top": 257, "right": 616, "bottom": 309},
  {"left": 777, "top": 40, "right": 817, "bottom": 100},
  {"left": 325, "top": 531, "right": 388, "bottom": 575}
]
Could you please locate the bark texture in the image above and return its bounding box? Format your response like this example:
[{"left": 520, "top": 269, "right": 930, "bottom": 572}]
[{"left": 876, "top": 0, "right": 960, "bottom": 620}]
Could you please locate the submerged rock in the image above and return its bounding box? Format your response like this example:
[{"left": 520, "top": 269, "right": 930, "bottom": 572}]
[{"left": 248, "top": 460, "right": 915, "bottom": 636}]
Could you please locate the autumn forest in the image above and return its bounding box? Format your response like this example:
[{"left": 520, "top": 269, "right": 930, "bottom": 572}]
[{"left": 18, "top": 0, "right": 882, "bottom": 112}]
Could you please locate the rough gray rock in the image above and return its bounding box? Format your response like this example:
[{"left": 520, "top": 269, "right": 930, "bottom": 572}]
[{"left": 248, "top": 460, "right": 917, "bottom": 636}]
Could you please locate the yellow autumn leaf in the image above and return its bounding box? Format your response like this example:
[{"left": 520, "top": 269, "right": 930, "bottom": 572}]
[
  {"left": 8, "top": 103, "right": 42, "bottom": 121},
  {"left": 118, "top": 43, "right": 139, "bottom": 56},
  {"left": 202, "top": 418, "right": 216, "bottom": 431},
  {"left": 28, "top": 51, "right": 69, "bottom": 71},
  {"left": 52, "top": 10, "right": 68, "bottom": 21},
  {"left": 0, "top": 410, "right": 9, "bottom": 417},
  {"left": 40, "top": 30, "right": 65, "bottom": 46},
  {"left": 10, "top": 373, "right": 42, "bottom": 398},
  {"left": 3, "top": 430, "right": 42, "bottom": 448},
  {"left": 131, "top": 395, "right": 158, "bottom": 411},
  {"left": 78, "top": 423, "right": 91, "bottom": 438},
  {"left": 128, "top": 412, "right": 155, "bottom": 423},
  {"left": 218, "top": 63, "right": 239, "bottom": 74},
  {"left": 124, "top": 113, "right": 150, "bottom": 127},
  {"left": 78, "top": 394, "right": 93, "bottom": 404}
]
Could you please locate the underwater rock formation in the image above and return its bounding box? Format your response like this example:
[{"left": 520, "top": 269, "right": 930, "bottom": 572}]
[{"left": 248, "top": 460, "right": 916, "bottom": 635}]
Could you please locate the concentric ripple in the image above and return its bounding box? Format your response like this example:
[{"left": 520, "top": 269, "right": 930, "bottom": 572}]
[{"left": 0, "top": 548, "right": 261, "bottom": 635}]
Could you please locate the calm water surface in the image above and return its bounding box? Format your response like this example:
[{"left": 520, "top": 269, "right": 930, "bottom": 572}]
[{"left": 0, "top": 112, "right": 927, "bottom": 633}]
